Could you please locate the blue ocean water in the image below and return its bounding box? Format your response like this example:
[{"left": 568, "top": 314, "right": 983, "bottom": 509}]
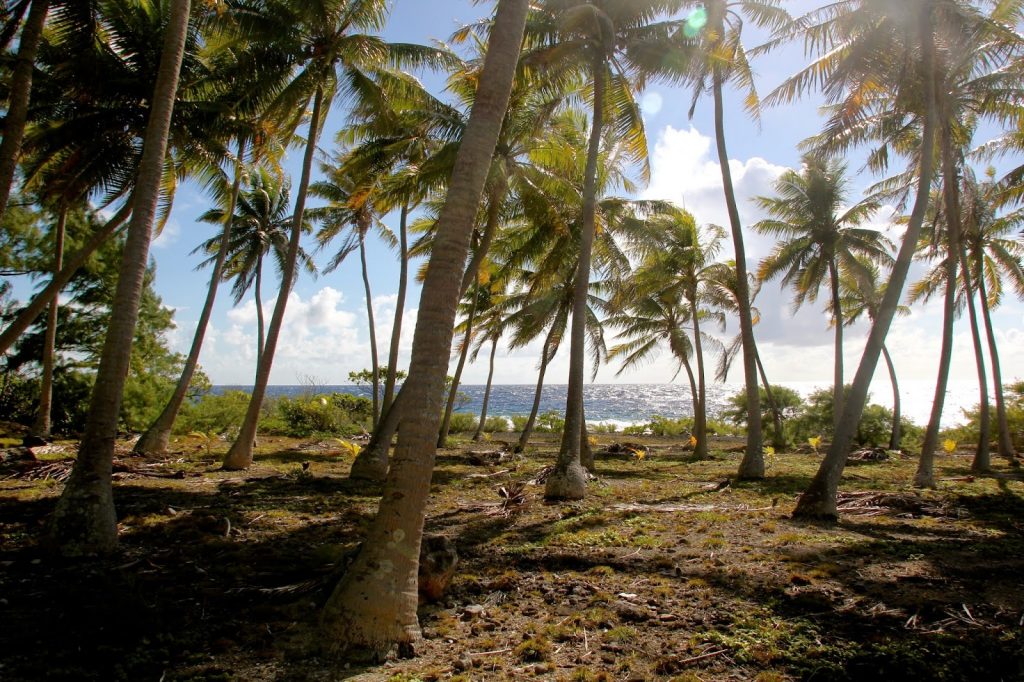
[{"left": 213, "top": 380, "right": 978, "bottom": 426}]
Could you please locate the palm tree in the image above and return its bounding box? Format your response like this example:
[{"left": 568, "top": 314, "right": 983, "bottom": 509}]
[
  {"left": 613, "top": 206, "right": 725, "bottom": 458},
  {"left": 319, "top": 0, "right": 528, "bottom": 655},
  {"left": 27, "top": 202, "right": 67, "bottom": 439},
  {"left": 522, "top": 0, "right": 689, "bottom": 500},
  {"left": 221, "top": 0, "right": 453, "bottom": 470},
  {"left": 45, "top": 0, "right": 192, "bottom": 556},
  {"left": 705, "top": 262, "right": 787, "bottom": 447},
  {"left": 840, "top": 260, "right": 909, "bottom": 451},
  {"left": 753, "top": 153, "right": 890, "bottom": 435},
  {"left": 683, "top": 0, "right": 790, "bottom": 479},
  {"left": 767, "top": 0, "right": 950, "bottom": 519},
  {"left": 959, "top": 168, "right": 1024, "bottom": 462},
  {"left": 468, "top": 276, "right": 507, "bottom": 442},
  {"left": 0, "top": 0, "right": 49, "bottom": 224},
  {"left": 309, "top": 159, "right": 398, "bottom": 428}
]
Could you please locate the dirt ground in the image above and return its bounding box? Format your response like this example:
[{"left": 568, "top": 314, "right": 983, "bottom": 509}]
[{"left": 1, "top": 432, "right": 1023, "bottom": 681}]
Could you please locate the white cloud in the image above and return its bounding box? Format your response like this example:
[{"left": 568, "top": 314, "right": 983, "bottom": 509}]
[
  {"left": 642, "top": 124, "right": 789, "bottom": 259},
  {"left": 152, "top": 220, "right": 181, "bottom": 249}
]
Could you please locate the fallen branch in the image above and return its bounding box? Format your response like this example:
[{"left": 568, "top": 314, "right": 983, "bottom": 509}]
[{"left": 677, "top": 648, "right": 728, "bottom": 666}]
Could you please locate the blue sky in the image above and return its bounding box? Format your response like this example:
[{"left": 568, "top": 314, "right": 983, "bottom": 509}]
[{"left": 139, "top": 0, "right": 1023, "bottom": 400}]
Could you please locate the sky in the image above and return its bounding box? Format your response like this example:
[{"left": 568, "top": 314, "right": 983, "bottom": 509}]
[{"left": 124, "top": 1, "right": 1024, "bottom": 399}]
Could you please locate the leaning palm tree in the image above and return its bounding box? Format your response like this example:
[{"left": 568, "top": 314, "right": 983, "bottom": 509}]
[
  {"left": 753, "top": 153, "right": 890, "bottom": 435},
  {"left": 523, "top": 0, "right": 690, "bottom": 499},
  {"left": 766, "top": 0, "right": 954, "bottom": 519},
  {"left": 614, "top": 206, "right": 726, "bottom": 458},
  {"left": 683, "top": 0, "right": 790, "bottom": 479},
  {"left": 839, "top": 260, "right": 909, "bottom": 451},
  {"left": 319, "top": 0, "right": 528, "bottom": 655},
  {"left": 45, "top": 0, "right": 192, "bottom": 556},
  {"left": 959, "top": 168, "right": 1024, "bottom": 461},
  {"left": 221, "top": 0, "right": 455, "bottom": 470},
  {"left": 309, "top": 159, "right": 398, "bottom": 429}
]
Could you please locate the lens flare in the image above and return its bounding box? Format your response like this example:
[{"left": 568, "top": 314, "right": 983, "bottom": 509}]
[{"left": 684, "top": 7, "right": 708, "bottom": 38}]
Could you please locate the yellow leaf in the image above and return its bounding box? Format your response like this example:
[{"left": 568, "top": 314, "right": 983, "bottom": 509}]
[
  {"left": 687, "top": 435, "right": 698, "bottom": 448},
  {"left": 764, "top": 446, "right": 775, "bottom": 457},
  {"left": 808, "top": 436, "right": 822, "bottom": 450},
  {"left": 943, "top": 439, "right": 957, "bottom": 453}
]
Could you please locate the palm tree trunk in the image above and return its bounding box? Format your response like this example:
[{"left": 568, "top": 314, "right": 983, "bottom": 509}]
[
  {"left": 546, "top": 54, "right": 605, "bottom": 501},
  {"left": 472, "top": 335, "right": 499, "bottom": 442},
  {"left": 255, "top": 255, "right": 266, "bottom": 365},
  {"left": 794, "top": 5, "right": 937, "bottom": 519},
  {"left": 460, "top": 177, "right": 507, "bottom": 295},
  {"left": 917, "top": 255, "right": 957, "bottom": 488},
  {"left": 349, "top": 386, "right": 403, "bottom": 482},
  {"left": 134, "top": 139, "right": 247, "bottom": 456},
  {"left": 381, "top": 203, "right": 409, "bottom": 416},
  {"left": 756, "top": 352, "right": 786, "bottom": 448},
  {"left": 437, "top": 291, "right": 478, "bottom": 447},
  {"left": 681, "top": 353, "right": 699, "bottom": 433},
  {"left": 957, "top": 244, "right": 991, "bottom": 473},
  {"left": 29, "top": 205, "right": 66, "bottom": 439},
  {"left": 45, "top": 0, "right": 192, "bottom": 556},
  {"left": 713, "top": 70, "right": 762, "bottom": 479},
  {"left": 224, "top": 85, "right": 325, "bottom": 470},
  {"left": 691, "top": 306, "right": 709, "bottom": 459},
  {"left": 0, "top": 0, "right": 49, "bottom": 224},
  {"left": 580, "top": 402, "right": 594, "bottom": 472},
  {"left": 882, "top": 343, "right": 901, "bottom": 451},
  {"left": 0, "top": 203, "right": 131, "bottom": 357},
  {"left": 517, "top": 325, "right": 556, "bottom": 452},
  {"left": 976, "top": 265, "right": 1016, "bottom": 461},
  {"left": 828, "top": 258, "right": 844, "bottom": 434},
  {"left": 360, "top": 235, "right": 381, "bottom": 429},
  {"left": 320, "top": 0, "right": 527, "bottom": 654}
]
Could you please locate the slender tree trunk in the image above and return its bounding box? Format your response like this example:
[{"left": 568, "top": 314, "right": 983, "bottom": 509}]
[
  {"left": 681, "top": 354, "right": 699, "bottom": 425},
  {"left": 0, "top": 0, "right": 49, "bottom": 224},
  {"left": 255, "top": 256, "right": 265, "bottom": 364},
  {"left": 580, "top": 402, "right": 594, "bottom": 472},
  {"left": 546, "top": 55, "right": 605, "bottom": 501},
  {"left": 691, "top": 305, "right": 709, "bottom": 459},
  {"left": 29, "top": 205, "right": 66, "bottom": 439},
  {"left": 437, "top": 292, "right": 478, "bottom": 447},
  {"left": 958, "top": 244, "right": 990, "bottom": 473},
  {"left": 349, "top": 386, "right": 403, "bottom": 482},
  {"left": 472, "top": 335, "right": 499, "bottom": 442},
  {"left": 517, "top": 325, "right": 556, "bottom": 452},
  {"left": 45, "top": 0, "right": 191, "bottom": 556},
  {"left": 460, "top": 177, "right": 507, "bottom": 295},
  {"left": 976, "top": 267, "right": 1016, "bottom": 461},
  {"left": 320, "top": 0, "right": 527, "bottom": 654},
  {"left": 224, "top": 86, "right": 325, "bottom": 470},
  {"left": 828, "top": 258, "right": 844, "bottom": 434},
  {"left": 0, "top": 203, "right": 131, "bottom": 356},
  {"left": 134, "top": 140, "right": 247, "bottom": 456},
  {"left": 916, "top": 255, "right": 957, "bottom": 488},
  {"left": 882, "top": 343, "right": 901, "bottom": 451},
  {"left": 713, "top": 70, "right": 762, "bottom": 479},
  {"left": 381, "top": 203, "right": 409, "bottom": 416},
  {"left": 360, "top": 235, "right": 381, "bottom": 429},
  {"left": 794, "top": 6, "right": 937, "bottom": 519},
  {"left": 756, "top": 352, "right": 786, "bottom": 448}
]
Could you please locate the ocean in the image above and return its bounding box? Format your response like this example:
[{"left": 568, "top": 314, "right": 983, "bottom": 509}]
[{"left": 214, "top": 380, "right": 984, "bottom": 428}]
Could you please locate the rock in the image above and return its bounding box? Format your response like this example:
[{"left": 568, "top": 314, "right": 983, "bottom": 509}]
[
  {"left": 0, "top": 447, "right": 36, "bottom": 463},
  {"left": 612, "top": 599, "right": 653, "bottom": 622},
  {"left": 418, "top": 535, "right": 458, "bottom": 604},
  {"left": 461, "top": 604, "right": 486, "bottom": 620},
  {"left": 452, "top": 657, "right": 472, "bottom": 672}
]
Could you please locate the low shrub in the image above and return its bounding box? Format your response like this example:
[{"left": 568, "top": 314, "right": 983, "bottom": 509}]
[
  {"left": 447, "top": 412, "right": 478, "bottom": 433},
  {"left": 482, "top": 415, "right": 509, "bottom": 432},
  {"left": 260, "top": 392, "right": 372, "bottom": 437},
  {"left": 591, "top": 421, "right": 618, "bottom": 434},
  {"left": 176, "top": 390, "right": 251, "bottom": 438},
  {"left": 536, "top": 410, "right": 565, "bottom": 434},
  {"left": 510, "top": 415, "right": 529, "bottom": 431}
]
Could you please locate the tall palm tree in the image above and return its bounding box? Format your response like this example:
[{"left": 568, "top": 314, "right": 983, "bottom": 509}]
[
  {"left": 959, "top": 168, "right": 1024, "bottom": 461},
  {"left": 319, "top": 0, "right": 528, "bottom": 655},
  {"left": 45, "top": 0, "right": 192, "bottom": 556},
  {"left": 222, "top": 0, "right": 453, "bottom": 470},
  {"left": 840, "top": 260, "right": 909, "bottom": 451},
  {"left": 613, "top": 206, "right": 725, "bottom": 458},
  {"left": 522, "top": 0, "right": 689, "bottom": 499},
  {"left": 27, "top": 201, "right": 67, "bottom": 439},
  {"left": 753, "top": 153, "right": 890, "bottom": 435},
  {"left": 683, "top": 0, "right": 790, "bottom": 479},
  {"left": 767, "top": 0, "right": 953, "bottom": 519},
  {"left": 309, "top": 159, "right": 398, "bottom": 428},
  {"left": 0, "top": 0, "right": 49, "bottom": 224}
]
